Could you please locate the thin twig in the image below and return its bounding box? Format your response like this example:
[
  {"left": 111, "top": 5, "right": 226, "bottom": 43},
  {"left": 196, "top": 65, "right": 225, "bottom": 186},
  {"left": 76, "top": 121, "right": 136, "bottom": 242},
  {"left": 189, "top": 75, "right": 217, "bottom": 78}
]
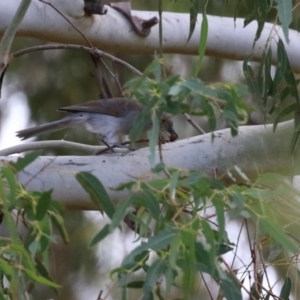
[
  {"left": 0, "top": 140, "right": 106, "bottom": 156},
  {"left": 24, "top": 157, "right": 56, "bottom": 186},
  {"left": 231, "top": 220, "right": 244, "bottom": 269},
  {"left": 97, "top": 290, "right": 103, "bottom": 300},
  {"left": 111, "top": 60, "right": 125, "bottom": 96},
  {"left": 91, "top": 54, "right": 112, "bottom": 98},
  {"left": 11, "top": 44, "right": 142, "bottom": 77},
  {"left": 257, "top": 281, "right": 285, "bottom": 300},
  {"left": 184, "top": 113, "right": 206, "bottom": 134},
  {"left": 257, "top": 240, "right": 274, "bottom": 296},
  {"left": 0, "top": 139, "right": 154, "bottom": 156},
  {"left": 38, "top": 0, "right": 93, "bottom": 48},
  {"left": 201, "top": 273, "right": 213, "bottom": 300},
  {"left": 221, "top": 257, "right": 257, "bottom": 300}
]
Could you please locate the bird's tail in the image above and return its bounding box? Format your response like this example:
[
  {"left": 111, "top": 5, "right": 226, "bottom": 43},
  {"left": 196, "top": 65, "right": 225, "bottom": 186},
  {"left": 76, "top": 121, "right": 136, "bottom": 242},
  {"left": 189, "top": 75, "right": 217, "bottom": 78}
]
[{"left": 16, "top": 115, "right": 85, "bottom": 140}]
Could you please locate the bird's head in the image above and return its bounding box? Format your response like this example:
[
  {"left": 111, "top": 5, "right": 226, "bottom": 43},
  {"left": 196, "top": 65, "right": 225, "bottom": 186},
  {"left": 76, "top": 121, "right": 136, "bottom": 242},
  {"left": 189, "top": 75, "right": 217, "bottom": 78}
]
[{"left": 160, "top": 115, "right": 178, "bottom": 142}]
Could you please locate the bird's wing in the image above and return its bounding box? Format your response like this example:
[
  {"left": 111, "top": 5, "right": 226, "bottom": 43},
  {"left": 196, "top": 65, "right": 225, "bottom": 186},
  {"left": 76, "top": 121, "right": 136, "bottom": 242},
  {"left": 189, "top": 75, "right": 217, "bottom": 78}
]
[{"left": 58, "top": 98, "right": 142, "bottom": 117}]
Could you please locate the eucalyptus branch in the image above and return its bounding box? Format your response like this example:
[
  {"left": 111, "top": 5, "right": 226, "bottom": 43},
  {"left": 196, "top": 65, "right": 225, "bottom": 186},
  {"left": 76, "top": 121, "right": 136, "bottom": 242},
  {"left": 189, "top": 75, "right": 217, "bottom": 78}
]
[
  {"left": 0, "top": 140, "right": 104, "bottom": 156},
  {"left": 0, "top": 139, "right": 151, "bottom": 156}
]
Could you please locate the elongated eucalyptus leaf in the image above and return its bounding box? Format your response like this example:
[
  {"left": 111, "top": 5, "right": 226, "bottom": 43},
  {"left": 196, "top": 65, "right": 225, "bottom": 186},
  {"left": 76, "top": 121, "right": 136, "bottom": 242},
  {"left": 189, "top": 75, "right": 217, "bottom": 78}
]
[
  {"left": 76, "top": 172, "right": 115, "bottom": 219},
  {"left": 122, "top": 229, "right": 176, "bottom": 266},
  {"left": 36, "top": 191, "right": 52, "bottom": 221},
  {"left": 143, "top": 259, "right": 167, "bottom": 299},
  {"left": 194, "top": 4, "right": 208, "bottom": 76},
  {"left": 9, "top": 152, "right": 39, "bottom": 173},
  {"left": 89, "top": 224, "right": 110, "bottom": 247},
  {"left": 275, "top": 0, "right": 292, "bottom": 43},
  {"left": 280, "top": 276, "right": 291, "bottom": 299},
  {"left": 187, "top": 0, "right": 200, "bottom": 42}
]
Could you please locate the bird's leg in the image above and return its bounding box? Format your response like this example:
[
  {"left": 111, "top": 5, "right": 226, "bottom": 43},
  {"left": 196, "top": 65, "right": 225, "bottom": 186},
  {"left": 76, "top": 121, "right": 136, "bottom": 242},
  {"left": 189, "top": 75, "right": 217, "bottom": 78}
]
[
  {"left": 101, "top": 140, "right": 116, "bottom": 153},
  {"left": 95, "top": 135, "right": 132, "bottom": 155},
  {"left": 96, "top": 135, "right": 115, "bottom": 153}
]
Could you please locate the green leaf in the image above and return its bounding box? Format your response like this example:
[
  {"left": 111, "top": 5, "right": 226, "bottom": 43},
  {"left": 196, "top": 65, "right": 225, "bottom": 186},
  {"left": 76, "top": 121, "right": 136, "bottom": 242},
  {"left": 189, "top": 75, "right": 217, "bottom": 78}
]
[
  {"left": 201, "top": 101, "right": 216, "bottom": 131},
  {"left": 275, "top": 0, "right": 292, "bottom": 43},
  {"left": 129, "top": 59, "right": 161, "bottom": 92},
  {"left": 194, "top": 242, "right": 215, "bottom": 275},
  {"left": 182, "top": 77, "right": 206, "bottom": 92},
  {"left": 250, "top": 271, "right": 263, "bottom": 300},
  {"left": 260, "top": 217, "right": 297, "bottom": 253},
  {"left": 217, "top": 243, "right": 234, "bottom": 256},
  {"left": 243, "top": 0, "right": 271, "bottom": 43},
  {"left": 129, "top": 110, "right": 150, "bottom": 143},
  {"left": 147, "top": 112, "right": 160, "bottom": 167},
  {"left": 110, "top": 196, "right": 133, "bottom": 230},
  {"left": 143, "top": 259, "right": 167, "bottom": 299},
  {"left": 76, "top": 172, "right": 115, "bottom": 219},
  {"left": 280, "top": 276, "right": 291, "bottom": 300},
  {"left": 212, "top": 197, "right": 226, "bottom": 243},
  {"left": 0, "top": 172, "right": 19, "bottom": 242},
  {"left": 255, "top": 173, "right": 285, "bottom": 186},
  {"left": 187, "top": 0, "right": 200, "bottom": 42},
  {"left": 35, "top": 258, "right": 58, "bottom": 294},
  {"left": 122, "top": 229, "right": 176, "bottom": 266},
  {"left": 138, "top": 185, "right": 160, "bottom": 220},
  {"left": 243, "top": 56, "right": 261, "bottom": 100},
  {"left": 234, "top": 0, "right": 242, "bottom": 23},
  {"left": 90, "top": 224, "right": 110, "bottom": 247},
  {"left": 194, "top": 2, "right": 208, "bottom": 76},
  {"left": 9, "top": 152, "right": 39, "bottom": 173},
  {"left": 268, "top": 241, "right": 283, "bottom": 262},
  {"left": 51, "top": 213, "right": 69, "bottom": 244},
  {"left": 273, "top": 103, "right": 297, "bottom": 132},
  {"left": 0, "top": 289, "right": 6, "bottom": 300},
  {"left": 0, "top": 258, "right": 13, "bottom": 277},
  {"left": 36, "top": 191, "right": 52, "bottom": 221},
  {"left": 219, "top": 271, "right": 242, "bottom": 300},
  {"left": 1, "top": 167, "right": 17, "bottom": 207},
  {"left": 114, "top": 251, "right": 149, "bottom": 274},
  {"left": 126, "top": 281, "right": 144, "bottom": 288},
  {"left": 202, "top": 220, "right": 216, "bottom": 270},
  {"left": 35, "top": 258, "right": 51, "bottom": 281},
  {"left": 11, "top": 243, "right": 35, "bottom": 270},
  {"left": 169, "top": 232, "right": 181, "bottom": 269},
  {"left": 169, "top": 171, "right": 178, "bottom": 204},
  {"left": 164, "top": 267, "right": 177, "bottom": 295},
  {"left": 261, "top": 47, "right": 273, "bottom": 108},
  {"left": 271, "top": 39, "right": 287, "bottom": 96},
  {"left": 278, "top": 39, "right": 299, "bottom": 105},
  {"left": 23, "top": 268, "right": 60, "bottom": 288}
]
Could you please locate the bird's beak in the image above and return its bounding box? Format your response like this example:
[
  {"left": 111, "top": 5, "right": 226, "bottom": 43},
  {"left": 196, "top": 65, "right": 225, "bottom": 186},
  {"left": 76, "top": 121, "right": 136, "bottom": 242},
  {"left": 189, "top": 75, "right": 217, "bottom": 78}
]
[{"left": 168, "top": 128, "right": 178, "bottom": 142}]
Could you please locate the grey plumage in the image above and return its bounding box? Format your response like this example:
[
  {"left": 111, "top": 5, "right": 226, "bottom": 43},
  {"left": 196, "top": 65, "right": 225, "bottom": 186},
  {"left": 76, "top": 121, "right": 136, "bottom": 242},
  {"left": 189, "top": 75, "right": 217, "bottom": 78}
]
[{"left": 16, "top": 98, "right": 177, "bottom": 147}]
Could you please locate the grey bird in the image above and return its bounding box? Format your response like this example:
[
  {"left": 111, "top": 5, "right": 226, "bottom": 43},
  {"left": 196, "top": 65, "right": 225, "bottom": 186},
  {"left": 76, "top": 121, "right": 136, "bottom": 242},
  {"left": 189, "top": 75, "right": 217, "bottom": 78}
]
[{"left": 16, "top": 98, "right": 178, "bottom": 149}]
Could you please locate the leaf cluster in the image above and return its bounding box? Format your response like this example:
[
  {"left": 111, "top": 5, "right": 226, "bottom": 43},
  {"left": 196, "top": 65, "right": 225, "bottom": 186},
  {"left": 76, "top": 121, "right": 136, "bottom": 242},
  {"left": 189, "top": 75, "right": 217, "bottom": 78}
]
[
  {"left": 0, "top": 154, "right": 68, "bottom": 299},
  {"left": 243, "top": 38, "right": 300, "bottom": 153},
  {"left": 77, "top": 168, "right": 299, "bottom": 300},
  {"left": 125, "top": 59, "right": 249, "bottom": 141}
]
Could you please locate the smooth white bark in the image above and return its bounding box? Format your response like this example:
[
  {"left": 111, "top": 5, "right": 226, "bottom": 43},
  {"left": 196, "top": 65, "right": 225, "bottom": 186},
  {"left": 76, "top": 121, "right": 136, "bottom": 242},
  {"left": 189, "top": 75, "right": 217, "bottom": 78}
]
[
  {"left": 0, "top": 120, "right": 297, "bottom": 209},
  {"left": 1, "top": 0, "right": 300, "bottom": 70}
]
